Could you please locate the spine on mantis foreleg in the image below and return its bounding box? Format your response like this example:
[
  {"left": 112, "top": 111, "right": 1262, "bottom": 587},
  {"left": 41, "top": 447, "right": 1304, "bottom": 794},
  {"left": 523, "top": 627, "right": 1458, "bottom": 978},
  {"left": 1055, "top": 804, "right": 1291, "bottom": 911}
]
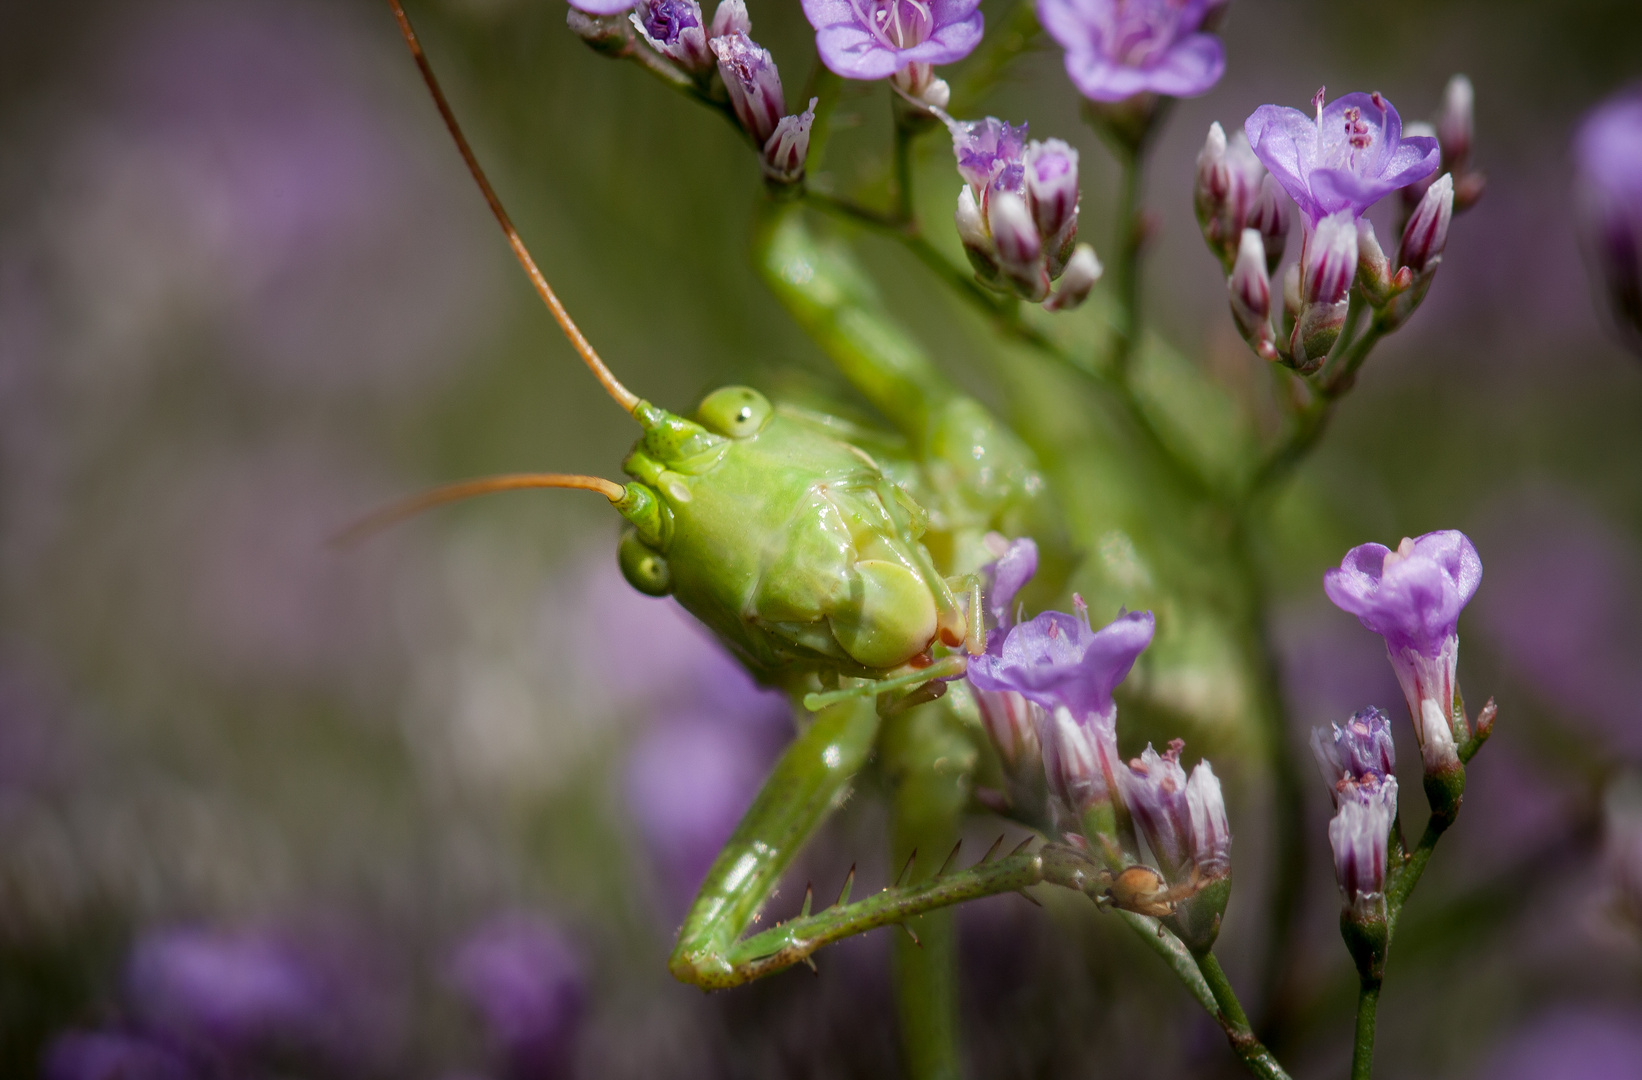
[{"left": 669, "top": 698, "right": 880, "bottom": 989}]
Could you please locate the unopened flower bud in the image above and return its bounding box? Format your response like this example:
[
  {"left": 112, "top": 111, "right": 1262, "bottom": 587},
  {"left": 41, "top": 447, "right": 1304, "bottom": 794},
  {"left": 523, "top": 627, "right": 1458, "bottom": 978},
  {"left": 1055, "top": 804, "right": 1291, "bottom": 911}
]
[
  {"left": 954, "top": 185, "right": 998, "bottom": 279},
  {"left": 1354, "top": 218, "right": 1411, "bottom": 307},
  {"left": 890, "top": 62, "right": 950, "bottom": 110},
  {"left": 1044, "top": 243, "right": 1102, "bottom": 311},
  {"left": 1575, "top": 88, "right": 1642, "bottom": 357},
  {"left": 760, "top": 98, "right": 817, "bottom": 185},
  {"left": 988, "top": 189, "right": 1049, "bottom": 301},
  {"left": 1122, "top": 741, "right": 1232, "bottom": 951},
  {"left": 1228, "top": 229, "right": 1277, "bottom": 361},
  {"left": 710, "top": 32, "right": 785, "bottom": 146},
  {"left": 1194, "top": 122, "right": 1267, "bottom": 270},
  {"left": 567, "top": 8, "right": 635, "bottom": 54},
  {"left": 1026, "top": 139, "right": 1080, "bottom": 263},
  {"left": 708, "top": 0, "right": 750, "bottom": 38},
  {"left": 1437, "top": 74, "right": 1474, "bottom": 176},
  {"left": 1329, "top": 774, "right": 1397, "bottom": 924},
  {"left": 1194, "top": 122, "right": 1231, "bottom": 227},
  {"left": 1398, "top": 172, "right": 1453, "bottom": 277},
  {"left": 1290, "top": 210, "right": 1357, "bottom": 368},
  {"left": 1041, "top": 708, "right": 1111, "bottom": 817},
  {"left": 633, "top": 0, "right": 713, "bottom": 73},
  {"left": 1313, "top": 707, "right": 1396, "bottom": 794},
  {"left": 1246, "top": 175, "right": 1290, "bottom": 272}
]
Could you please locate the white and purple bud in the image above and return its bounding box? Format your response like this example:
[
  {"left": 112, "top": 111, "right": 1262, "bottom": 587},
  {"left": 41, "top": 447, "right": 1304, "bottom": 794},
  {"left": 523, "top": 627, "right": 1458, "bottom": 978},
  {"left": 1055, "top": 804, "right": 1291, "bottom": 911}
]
[
  {"left": 1313, "top": 707, "right": 1397, "bottom": 796},
  {"left": 1291, "top": 209, "right": 1358, "bottom": 368},
  {"left": 1228, "top": 229, "right": 1277, "bottom": 361},
  {"left": 1044, "top": 243, "right": 1102, "bottom": 312},
  {"left": 1124, "top": 740, "right": 1231, "bottom": 883},
  {"left": 954, "top": 185, "right": 998, "bottom": 279},
  {"left": 1025, "top": 139, "right": 1080, "bottom": 265},
  {"left": 1246, "top": 175, "right": 1290, "bottom": 272},
  {"left": 632, "top": 0, "right": 714, "bottom": 74},
  {"left": 1575, "top": 87, "right": 1642, "bottom": 357},
  {"left": 1041, "top": 707, "right": 1114, "bottom": 817},
  {"left": 890, "top": 62, "right": 951, "bottom": 111},
  {"left": 1398, "top": 172, "right": 1454, "bottom": 278},
  {"left": 710, "top": 32, "right": 785, "bottom": 146},
  {"left": 1437, "top": 74, "right": 1474, "bottom": 178},
  {"left": 1195, "top": 122, "right": 1268, "bottom": 269},
  {"left": 761, "top": 98, "right": 817, "bottom": 185},
  {"left": 987, "top": 190, "right": 1049, "bottom": 301},
  {"left": 1354, "top": 218, "right": 1412, "bottom": 307},
  {"left": 708, "top": 0, "right": 750, "bottom": 39},
  {"left": 1329, "top": 775, "right": 1397, "bottom": 922}
]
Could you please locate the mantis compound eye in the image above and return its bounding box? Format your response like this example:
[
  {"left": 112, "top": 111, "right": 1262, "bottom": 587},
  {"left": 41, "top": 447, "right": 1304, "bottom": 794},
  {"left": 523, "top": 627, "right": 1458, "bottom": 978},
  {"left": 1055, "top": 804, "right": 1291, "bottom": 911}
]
[
  {"left": 696, "top": 386, "right": 772, "bottom": 439},
  {"left": 618, "top": 528, "right": 673, "bottom": 596}
]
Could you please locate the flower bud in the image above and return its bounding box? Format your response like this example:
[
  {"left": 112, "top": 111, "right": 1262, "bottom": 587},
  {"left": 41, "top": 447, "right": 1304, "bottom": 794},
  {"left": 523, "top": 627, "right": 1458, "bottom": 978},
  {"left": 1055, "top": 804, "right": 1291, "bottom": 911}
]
[
  {"left": 1228, "top": 229, "right": 1275, "bottom": 360},
  {"left": 954, "top": 185, "right": 998, "bottom": 279},
  {"left": 761, "top": 98, "right": 816, "bottom": 184},
  {"left": 1194, "top": 123, "right": 1230, "bottom": 228},
  {"left": 1041, "top": 708, "right": 1112, "bottom": 816},
  {"left": 1122, "top": 741, "right": 1232, "bottom": 952},
  {"left": 1313, "top": 707, "right": 1396, "bottom": 794},
  {"left": 1246, "top": 175, "right": 1290, "bottom": 272},
  {"left": 987, "top": 189, "right": 1049, "bottom": 301},
  {"left": 890, "top": 62, "right": 950, "bottom": 110},
  {"left": 1194, "top": 123, "right": 1267, "bottom": 270},
  {"left": 1290, "top": 210, "right": 1357, "bottom": 369},
  {"left": 1437, "top": 74, "right": 1474, "bottom": 177},
  {"left": 632, "top": 0, "right": 714, "bottom": 74},
  {"left": 1398, "top": 172, "right": 1453, "bottom": 277},
  {"left": 1044, "top": 243, "right": 1102, "bottom": 312},
  {"left": 708, "top": 0, "right": 750, "bottom": 38},
  {"left": 1026, "top": 139, "right": 1080, "bottom": 257},
  {"left": 566, "top": 8, "right": 635, "bottom": 54},
  {"left": 1329, "top": 775, "right": 1397, "bottom": 923},
  {"left": 710, "top": 32, "right": 784, "bottom": 146}
]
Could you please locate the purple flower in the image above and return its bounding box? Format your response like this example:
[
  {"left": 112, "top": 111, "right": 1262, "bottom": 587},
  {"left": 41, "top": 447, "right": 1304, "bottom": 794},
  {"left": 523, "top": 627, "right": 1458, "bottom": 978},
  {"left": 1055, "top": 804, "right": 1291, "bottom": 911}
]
[
  {"left": 968, "top": 536, "right": 1045, "bottom": 780},
  {"left": 1228, "top": 228, "right": 1276, "bottom": 361},
  {"left": 710, "top": 32, "right": 786, "bottom": 145},
  {"left": 1037, "top": 0, "right": 1225, "bottom": 103},
  {"left": 1312, "top": 706, "right": 1396, "bottom": 796},
  {"left": 802, "top": 0, "right": 983, "bottom": 82},
  {"left": 762, "top": 98, "right": 818, "bottom": 184},
  {"left": 449, "top": 913, "right": 586, "bottom": 1080},
  {"left": 969, "top": 605, "right": 1153, "bottom": 814},
  {"left": 631, "top": 0, "right": 713, "bottom": 73},
  {"left": 1122, "top": 740, "right": 1230, "bottom": 882},
  {"left": 43, "top": 1031, "right": 197, "bottom": 1080},
  {"left": 1324, "top": 531, "right": 1482, "bottom": 774},
  {"left": 1574, "top": 85, "right": 1642, "bottom": 355},
  {"left": 1328, "top": 773, "right": 1397, "bottom": 920},
  {"left": 1246, "top": 89, "right": 1440, "bottom": 226},
  {"left": 951, "top": 117, "right": 1029, "bottom": 198}
]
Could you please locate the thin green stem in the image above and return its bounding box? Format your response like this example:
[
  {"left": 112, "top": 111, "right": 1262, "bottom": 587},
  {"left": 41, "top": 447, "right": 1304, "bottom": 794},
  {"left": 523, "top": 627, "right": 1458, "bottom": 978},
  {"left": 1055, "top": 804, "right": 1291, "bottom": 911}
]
[
  {"left": 1351, "top": 980, "right": 1382, "bottom": 1080},
  {"left": 1117, "top": 912, "right": 1218, "bottom": 1014},
  {"left": 1194, "top": 952, "right": 1294, "bottom": 1080}
]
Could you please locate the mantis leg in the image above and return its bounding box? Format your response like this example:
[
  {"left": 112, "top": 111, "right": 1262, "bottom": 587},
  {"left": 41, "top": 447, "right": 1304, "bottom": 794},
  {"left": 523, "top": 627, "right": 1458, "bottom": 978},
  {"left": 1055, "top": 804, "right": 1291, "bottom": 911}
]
[
  {"left": 880, "top": 700, "right": 978, "bottom": 1080},
  {"left": 669, "top": 697, "right": 880, "bottom": 990}
]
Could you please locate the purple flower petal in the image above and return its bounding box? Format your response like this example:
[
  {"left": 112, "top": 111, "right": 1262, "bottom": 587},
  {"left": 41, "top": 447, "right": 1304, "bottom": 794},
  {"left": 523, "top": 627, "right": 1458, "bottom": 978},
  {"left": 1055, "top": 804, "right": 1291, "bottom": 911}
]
[
  {"left": 803, "top": 0, "right": 983, "bottom": 80},
  {"left": 1038, "top": 0, "right": 1224, "bottom": 103},
  {"left": 1136, "top": 33, "right": 1224, "bottom": 99},
  {"left": 1244, "top": 105, "right": 1321, "bottom": 221},
  {"left": 567, "top": 0, "right": 638, "bottom": 15},
  {"left": 1323, "top": 530, "right": 1481, "bottom": 656},
  {"left": 968, "top": 608, "right": 1154, "bottom": 721}
]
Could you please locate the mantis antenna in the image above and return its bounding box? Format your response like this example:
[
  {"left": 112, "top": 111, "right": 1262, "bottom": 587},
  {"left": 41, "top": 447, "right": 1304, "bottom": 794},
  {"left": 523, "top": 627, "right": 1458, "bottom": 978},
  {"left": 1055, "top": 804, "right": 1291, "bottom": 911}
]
[
  {"left": 386, "top": 0, "right": 641, "bottom": 414},
  {"left": 332, "top": 473, "right": 628, "bottom": 548}
]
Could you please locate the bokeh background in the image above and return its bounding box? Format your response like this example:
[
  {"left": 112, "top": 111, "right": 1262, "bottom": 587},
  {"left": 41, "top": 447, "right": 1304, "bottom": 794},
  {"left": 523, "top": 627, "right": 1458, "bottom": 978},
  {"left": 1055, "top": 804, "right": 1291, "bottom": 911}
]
[{"left": 2, "top": 0, "right": 1641, "bottom": 1077}]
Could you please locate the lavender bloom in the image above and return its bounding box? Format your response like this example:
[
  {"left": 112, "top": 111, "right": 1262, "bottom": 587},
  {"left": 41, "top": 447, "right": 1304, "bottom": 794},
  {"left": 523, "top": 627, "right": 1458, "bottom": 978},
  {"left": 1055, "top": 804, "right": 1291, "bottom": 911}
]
[
  {"left": 632, "top": 0, "right": 713, "bottom": 73},
  {"left": 711, "top": 32, "right": 785, "bottom": 145},
  {"left": 762, "top": 98, "right": 818, "bottom": 184},
  {"left": 951, "top": 116, "right": 1029, "bottom": 198},
  {"left": 1312, "top": 707, "right": 1396, "bottom": 795},
  {"left": 1324, "top": 531, "right": 1483, "bottom": 775},
  {"left": 1123, "top": 740, "right": 1231, "bottom": 882},
  {"left": 449, "top": 914, "right": 586, "bottom": 1080},
  {"left": 1328, "top": 775, "right": 1397, "bottom": 920},
  {"left": 969, "top": 606, "right": 1154, "bottom": 814},
  {"left": 1574, "top": 86, "right": 1642, "bottom": 355},
  {"left": 970, "top": 536, "right": 1045, "bottom": 775},
  {"left": 1037, "top": 0, "right": 1225, "bottom": 103},
  {"left": 801, "top": 0, "right": 983, "bottom": 82},
  {"left": 43, "top": 1031, "right": 198, "bottom": 1080},
  {"left": 1246, "top": 89, "right": 1440, "bottom": 226}
]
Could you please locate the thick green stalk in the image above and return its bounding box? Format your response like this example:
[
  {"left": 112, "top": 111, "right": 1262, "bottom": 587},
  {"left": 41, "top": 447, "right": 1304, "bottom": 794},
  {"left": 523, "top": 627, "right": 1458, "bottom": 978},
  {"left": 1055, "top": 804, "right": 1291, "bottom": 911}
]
[
  {"left": 1195, "top": 952, "right": 1294, "bottom": 1080},
  {"left": 1351, "top": 980, "right": 1381, "bottom": 1080}
]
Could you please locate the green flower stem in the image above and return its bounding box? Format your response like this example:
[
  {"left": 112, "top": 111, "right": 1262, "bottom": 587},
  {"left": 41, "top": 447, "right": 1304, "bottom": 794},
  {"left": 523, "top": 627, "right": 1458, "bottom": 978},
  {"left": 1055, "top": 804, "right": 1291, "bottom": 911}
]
[
  {"left": 1351, "top": 979, "right": 1381, "bottom": 1080},
  {"left": 1109, "top": 148, "right": 1146, "bottom": 385},
  {"left": 1195, "top": 951, "right": 1294, "bottom": 1080},
  {"left": 1118, "top": 912, "right": 1218, "bottom": 1015}
]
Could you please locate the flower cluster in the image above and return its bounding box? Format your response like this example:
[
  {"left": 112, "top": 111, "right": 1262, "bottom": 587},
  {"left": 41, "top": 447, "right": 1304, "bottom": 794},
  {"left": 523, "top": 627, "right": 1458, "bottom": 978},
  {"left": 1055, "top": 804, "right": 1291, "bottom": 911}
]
[
  {"left": 1123, "top": 739, "right": 1231, "bottom": 884},
  {"left": 1574, "top": 85, "right": 1642, "bottom": 358},
  {"left": 1202, "top": 87, "right": 1461, "bottom": 370},
  {"left": 1314, "top": 708, "right": 1399, "bottom": 923},
  {"left": 946, "top": 116, "right": 1102, "bottom": 309},
  {"left": 1324, "top": 531, "right": 1482, "bottom": 779}
]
